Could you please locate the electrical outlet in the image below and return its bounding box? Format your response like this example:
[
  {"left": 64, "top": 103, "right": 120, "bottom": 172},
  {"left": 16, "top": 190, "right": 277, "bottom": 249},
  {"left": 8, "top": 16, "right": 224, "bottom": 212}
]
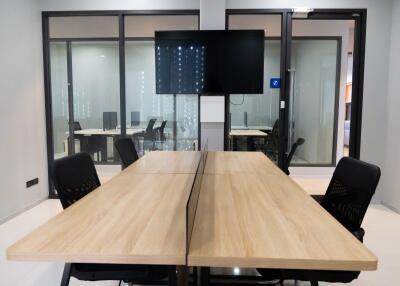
[{"left": 26, "top": 178, "right": 39, "bottom": 188}]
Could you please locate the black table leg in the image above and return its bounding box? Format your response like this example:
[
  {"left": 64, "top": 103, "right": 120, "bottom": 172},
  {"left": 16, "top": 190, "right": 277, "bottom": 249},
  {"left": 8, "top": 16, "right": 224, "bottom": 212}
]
[
  {"left": 177, "top": 265, "right": 189, "bottom": 286},
  {"left": 168, "top": 265, "right": 177, "bottom": 286},
  {"left": 60, "top": 263, "right": 72, "bottom": 286},
  {"left": 199, "top": 267, "right": 210, "bottom": 286}
]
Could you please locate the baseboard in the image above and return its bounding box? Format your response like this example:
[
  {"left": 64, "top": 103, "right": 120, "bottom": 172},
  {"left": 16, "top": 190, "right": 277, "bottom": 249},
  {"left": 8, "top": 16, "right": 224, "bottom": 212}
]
[
  {"left": 370, "top": 198, "right": 382, "bottom": 205},
  {"left": 0, "top": 196, "right": 49, "bottom": 225},
  {"left": 381, "top": 201, "right": 400, "bottom": 214}
]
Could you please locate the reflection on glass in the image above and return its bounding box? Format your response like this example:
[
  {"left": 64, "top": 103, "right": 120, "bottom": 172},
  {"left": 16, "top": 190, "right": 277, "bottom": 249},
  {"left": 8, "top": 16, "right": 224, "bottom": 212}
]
[
  {"left": 50, "top": 42, "right": 69, "bottom": 159},
  {"left": 125, "top": 41, "right": 198, "bottom": 155},
  {"left": 176, "top": 94, "right": 199, "bottom": 151},
  {"left": 71, "top": 41, "right": 120, "bottom": 163},
  {"left": 290, "top": 39, "right": 338, "bottom": 165},
  {"left": 229, "top": 40, "right": 281, "bottom": 162},
  {"left": 156, "top": 44, "right": 205, "bottom": 94}
]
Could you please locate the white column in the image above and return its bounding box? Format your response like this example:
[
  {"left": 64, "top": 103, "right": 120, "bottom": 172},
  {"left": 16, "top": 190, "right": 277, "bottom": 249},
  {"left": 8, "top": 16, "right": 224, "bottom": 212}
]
[{"left": 199, "top": 0, "right": 226, "bottom": 151}]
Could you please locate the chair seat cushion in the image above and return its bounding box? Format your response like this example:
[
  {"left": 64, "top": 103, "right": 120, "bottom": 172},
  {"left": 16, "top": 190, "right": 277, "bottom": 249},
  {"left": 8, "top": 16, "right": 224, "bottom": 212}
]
[{"left": 72, "top": 263, "right": 168, "bottom": 281}]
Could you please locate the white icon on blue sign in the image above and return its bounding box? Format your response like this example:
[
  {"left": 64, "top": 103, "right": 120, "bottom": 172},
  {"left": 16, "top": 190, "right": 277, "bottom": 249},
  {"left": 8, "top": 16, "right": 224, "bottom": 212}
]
[{"left": 270, "top": 78, "right": 281, "bottom": 89}]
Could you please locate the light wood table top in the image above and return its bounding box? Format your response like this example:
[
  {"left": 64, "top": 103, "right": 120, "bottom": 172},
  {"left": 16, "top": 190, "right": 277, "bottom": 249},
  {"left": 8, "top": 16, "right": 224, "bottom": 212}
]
[
  {"left": 188, "top": 153, "right": 377, "bottom": 271},
  {"left": 204, "top": 151, "right": 280, "bottom": 175},
  {"left": 7, "top": 171, "right": 195, "bottom": 265},
  {"left": 128, "top": 151, "right": 201, "bottom": 174},
  {"left": 229, "top": 129, "right": 267, "bottom": 137}
]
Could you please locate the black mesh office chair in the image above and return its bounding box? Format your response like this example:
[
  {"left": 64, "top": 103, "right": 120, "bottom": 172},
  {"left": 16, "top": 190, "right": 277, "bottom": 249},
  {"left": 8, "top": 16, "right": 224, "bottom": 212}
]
[
  {"left": 155, "top": 120, "right": 168, "bottom": 143},
  {"left": 114, "top": 138, "right": 139, "bottom": 169},
  {"left": 134, "top": 119, "right": 157, "bottom": 152},
  {"left": 257, "top": 157, "right": 381, "bottom": 286},
  {"left": 264, "top": 120, "right": 279, "bottom": 161},
  {"left": 284, "top": 138, "right": 305, "bottom": 175},
  {"left": 52, "top": 153, "right": 168, "bottom": 286}
]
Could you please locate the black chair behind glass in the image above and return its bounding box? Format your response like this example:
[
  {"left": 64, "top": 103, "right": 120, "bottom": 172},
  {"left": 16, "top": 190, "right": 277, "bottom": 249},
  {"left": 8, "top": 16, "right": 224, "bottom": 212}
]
[
  {"left": 134, "top": 119, "right": 158, "bottom": 153},
  {"left": 284, "top": 138, "right": 305, "bottom": 175},
  {"left": 257, "top": 157, "right": 381, "bottom": 286},
  {"left": 114, "top": 138, "right": 139, "bottom": 169},
  {"left": 155, "top": 120, "right": 168, "bottom": 142},
  {"left": 264, "top": 119, "right": 279, "bottom": 161},
  {"left": 52, "top": 153, "right": 167, "bottom": 286}
]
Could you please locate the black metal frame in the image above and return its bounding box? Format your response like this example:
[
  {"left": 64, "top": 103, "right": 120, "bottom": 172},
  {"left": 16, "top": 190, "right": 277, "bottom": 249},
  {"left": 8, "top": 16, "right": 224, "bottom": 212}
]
[
  {"left": 225, "top": 8, "right": 367, "bottom": 169},
  {"left": 42, "top": 10, "right": 200, "bottom": 197}
]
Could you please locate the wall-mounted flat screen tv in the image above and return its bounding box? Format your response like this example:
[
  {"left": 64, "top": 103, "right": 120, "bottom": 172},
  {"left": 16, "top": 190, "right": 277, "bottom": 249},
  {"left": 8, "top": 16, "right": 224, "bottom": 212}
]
[{"left": 155, "top": 30, "right": 264, "bottom": 95}]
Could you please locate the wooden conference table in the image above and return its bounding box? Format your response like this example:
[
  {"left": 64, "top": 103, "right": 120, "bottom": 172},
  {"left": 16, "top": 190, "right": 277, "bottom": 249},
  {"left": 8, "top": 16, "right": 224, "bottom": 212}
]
[{"left": 7, "top": 151, "right": 377, "bottom": 285}]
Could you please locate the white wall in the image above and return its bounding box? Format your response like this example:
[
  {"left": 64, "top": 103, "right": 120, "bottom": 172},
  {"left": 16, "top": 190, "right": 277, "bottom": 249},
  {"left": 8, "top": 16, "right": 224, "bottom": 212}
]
[
  {"left": 39, "top": 0, "right": 199, "bottom": 11},
  {"left": 381, "top": 0, "right": 400, "bottom": 211},
  {"left": 199, "top": 0, "right": 226, "bottom": 151},
  {"left": 0, "top": 0, "right": 48, "bottom": 222}
]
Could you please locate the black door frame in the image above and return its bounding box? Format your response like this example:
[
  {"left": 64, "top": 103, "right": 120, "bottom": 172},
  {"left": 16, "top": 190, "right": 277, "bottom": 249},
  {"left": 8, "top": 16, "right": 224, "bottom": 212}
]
[
  {"left": 225, "top": 8, "right": 367, "bottom": 169},
  {"left": 42, "top": 10, "right": 200, "bottom": 198}
]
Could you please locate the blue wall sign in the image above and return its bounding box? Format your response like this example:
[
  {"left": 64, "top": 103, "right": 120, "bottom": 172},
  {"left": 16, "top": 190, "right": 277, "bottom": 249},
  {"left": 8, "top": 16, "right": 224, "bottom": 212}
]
[{"left": 270, "top": 78, "right": 281, "bottom": 89}]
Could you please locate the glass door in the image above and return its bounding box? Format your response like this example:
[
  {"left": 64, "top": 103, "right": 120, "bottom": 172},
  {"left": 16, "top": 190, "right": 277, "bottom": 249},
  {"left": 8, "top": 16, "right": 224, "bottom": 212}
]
[
  {"left": 70, "top": 41, "right": 121, "bottom": 163},
  {"left": 49, "top": 41, "right": 70, "bottom": 159},
  {"left": 285, "top": 14, "right": 356, "bottom": 168}
]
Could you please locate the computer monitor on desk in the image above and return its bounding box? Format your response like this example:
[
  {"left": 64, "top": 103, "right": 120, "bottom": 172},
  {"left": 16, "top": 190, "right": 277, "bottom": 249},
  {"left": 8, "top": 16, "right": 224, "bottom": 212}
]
[
  {"left": 131, "top": 111, "right": 140, "bottom": 127},
  {"left": 103, "top": 112, "right": 118, "bottom": 131}
]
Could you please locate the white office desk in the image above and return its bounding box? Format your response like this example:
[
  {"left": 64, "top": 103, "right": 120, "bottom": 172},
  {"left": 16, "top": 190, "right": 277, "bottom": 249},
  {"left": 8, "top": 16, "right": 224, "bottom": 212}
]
[
  {"left": 73, "top": 128, "right": 145, "bottom": 136},
  {"left": 231, "top": 125, "right": 272, "bottom": 131},
  {"left": 229, "top": 129, "right": 267, "bottom": 137}
]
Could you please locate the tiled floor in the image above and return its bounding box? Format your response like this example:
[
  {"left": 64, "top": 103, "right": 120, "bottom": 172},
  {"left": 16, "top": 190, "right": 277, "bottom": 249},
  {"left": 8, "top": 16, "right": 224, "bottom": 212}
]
[{"left": 1, "top": 199, "right": 398, "bottom": 286}]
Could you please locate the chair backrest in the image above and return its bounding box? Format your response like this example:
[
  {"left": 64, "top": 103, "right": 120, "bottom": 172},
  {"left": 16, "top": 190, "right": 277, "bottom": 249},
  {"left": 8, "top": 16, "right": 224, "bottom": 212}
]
[
  {"left": 321, "top": 157, "right": 381, "bottom": 232},
  {"left": 284, "top": 138, "right": 305, "bottom": 174},
  {"left": 271, "top": 119, "right": 279, "bottom": 147},
  {"left": 114, "top": 138, "right": 139, "bottom": 169},
  {"left": 73, "top": 121, "right": 82, "bottom": 131},
  {"left": 52, "top": 153, "right": 100, "bottom": 209},
  {"left": 146, "top": 119, "right": 157, "bottom": 133},
  {"left": 160, "top": 120, "right": 167, "bottom": 130}
]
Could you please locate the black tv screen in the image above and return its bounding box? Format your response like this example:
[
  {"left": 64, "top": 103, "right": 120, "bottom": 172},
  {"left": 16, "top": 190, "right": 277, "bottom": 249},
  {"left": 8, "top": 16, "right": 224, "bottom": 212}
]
[{"left": 155, "top": 30, "right": 264, "bottom": 94}]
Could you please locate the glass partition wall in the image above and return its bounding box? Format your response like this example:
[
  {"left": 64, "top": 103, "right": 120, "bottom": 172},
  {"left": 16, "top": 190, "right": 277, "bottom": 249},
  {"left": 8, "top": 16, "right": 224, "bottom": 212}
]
[
  {"left": 125, "top": 15, "right": 199, "bottom": 155},
  {"left": 227, "top": 14, "right": 282, "bottom": 164},
  {"left": 46, "top": 12, "right": 200, "bottom": 171}
]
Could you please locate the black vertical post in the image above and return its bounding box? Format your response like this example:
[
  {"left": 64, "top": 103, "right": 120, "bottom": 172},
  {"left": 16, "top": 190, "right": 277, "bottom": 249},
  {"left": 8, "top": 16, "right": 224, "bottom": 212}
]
[
  {"left": 66, "top": 41, "right": 75, "bottom": 155},
  {"left": 197, "top": 94, "right": 201, "bottom": 151},
  {"left": 42, "top": 13, "right": 57, "bottom": 198},
  {"left": 60, "top": 263, "right": 72, "bottom": 286},
  {"left": 173, "top": 93, "right": 177, "bottom": 150},
  {"left": 350, "top": 12, "right": 367, "bottom": 159},
  {"left": 224, "top": 13, "right": 230, "bottom": 151},
  {"left": 278, "top": 10, "right": 292, "bottom": 170},
  {"left": 119, "top": 14, "right": 127, "bottom": 137},
  {"left": 224, "top": 94, "right": 230, "bottom": 151}
]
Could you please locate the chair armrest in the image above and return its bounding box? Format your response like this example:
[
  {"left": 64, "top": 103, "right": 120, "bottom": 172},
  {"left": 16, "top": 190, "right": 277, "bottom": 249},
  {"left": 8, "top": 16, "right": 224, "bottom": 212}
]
[
  {"left": 311, "top": 194, "right": 324, "bottom": 204},
  {"left": 352, "top": 228, "right": 365, "bottom": 242}
]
